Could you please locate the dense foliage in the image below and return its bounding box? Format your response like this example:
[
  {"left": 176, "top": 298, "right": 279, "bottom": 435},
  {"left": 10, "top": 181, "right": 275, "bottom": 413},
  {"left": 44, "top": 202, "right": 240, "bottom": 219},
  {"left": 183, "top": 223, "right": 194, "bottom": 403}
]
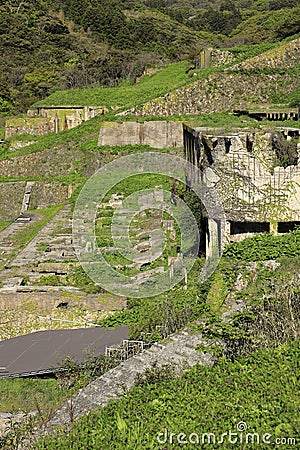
[
  {"left": 223, "top": 227, "right": 300, "bottom": 260},
  {"left": 0, "top": 0, "right": 299, "bottom": 114}
]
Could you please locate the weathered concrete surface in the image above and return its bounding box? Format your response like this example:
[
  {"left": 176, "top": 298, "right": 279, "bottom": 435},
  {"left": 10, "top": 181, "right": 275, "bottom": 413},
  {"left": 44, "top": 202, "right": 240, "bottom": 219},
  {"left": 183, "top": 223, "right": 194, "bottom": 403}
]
[
  {"left": 0, "top": 205, "right": 126, "bottom": 340},
  {"left": 0, "top": 182, "right": 26, "bottom": 220},
  {"left": 98, "top": 121, "right": 183, "bottom": 148},
  {"left": 5, "top": 118, "right": 52, "bottom": 139},
  {"left": 0, "top": 145, "right": 101, "bottom": 178},
  {"left": 0, "top": 181, "right": 72, "bottom": 220},
  {"left": 185, "top": 127, "right": 300, "bottom": 225},
  {"left": 6, "top": 106, "right": 106, "bottom": 138}
]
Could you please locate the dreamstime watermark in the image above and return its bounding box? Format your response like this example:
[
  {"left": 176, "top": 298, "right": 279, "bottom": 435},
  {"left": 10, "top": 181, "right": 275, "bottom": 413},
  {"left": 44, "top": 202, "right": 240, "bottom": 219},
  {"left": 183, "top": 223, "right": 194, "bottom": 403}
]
[
  {"left": 157, "top": 422, "right": 297, "bottom": 446},
  {"left": 72, "top": 152, "right": 225, "bottom": 298}
]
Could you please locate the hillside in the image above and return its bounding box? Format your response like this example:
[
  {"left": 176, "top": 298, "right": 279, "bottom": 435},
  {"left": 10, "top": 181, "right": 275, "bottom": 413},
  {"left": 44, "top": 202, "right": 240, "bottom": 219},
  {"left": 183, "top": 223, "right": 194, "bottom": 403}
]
[
  {"left": 1, "top": 231, "right": 299, "bottom": 448},
  {"left": 0, "top": 2, "right": 299, "bottom": 448},
  {"left": 26, "top": 36, "right": 299, "bottom": 115},
  {"left": 0, "top": 0, "right": 299, "bottom": 114}
]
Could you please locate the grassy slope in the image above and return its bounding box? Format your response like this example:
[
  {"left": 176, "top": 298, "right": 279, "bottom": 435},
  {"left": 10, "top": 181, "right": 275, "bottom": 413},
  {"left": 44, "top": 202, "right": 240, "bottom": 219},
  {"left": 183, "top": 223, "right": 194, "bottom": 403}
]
[
  {"left": 231, "top": 7, "right": 300, "bottom": 44},
  {"left": 0, "top": 378, "right": 69, "bottom": 414},
  {"left": 33, "top": 62, "right": 210, "bottom": 108},
  {"left": 34, "top": 230, "right": 300, "bottom": 449},
  {"left": 1, "top": 234, "right": 298, "bottom": 446},
  {"left": 37, "top": 340, "right": 299, "bottom": 449},
  {"left": 33, "top": 37, "right": 299, "bottom": 109},
  {"left": 0, "top": 36, "right": 296, "bottom": 168},
  {"left": 0, "top": 34, "right": 299, "bottom": 448},
  {"left": 0, "top": 205, "right": 62, "bottom": 272}
]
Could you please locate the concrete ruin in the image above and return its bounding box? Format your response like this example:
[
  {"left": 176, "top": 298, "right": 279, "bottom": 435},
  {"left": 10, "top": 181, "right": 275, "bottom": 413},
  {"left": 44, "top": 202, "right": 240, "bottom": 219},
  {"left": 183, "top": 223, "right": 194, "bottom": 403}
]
[
  {"left": 97, "top": 120, "right": 300, "bottom": 256},
  {"left": 0, "top": 181, "right": 73, "bottom": 221},
  {"left": 98, "top": 120, "right": 183, "bottom": 148},
  {"left": 5, "top": 105, "right": 106, "bottom": 138},
  {"left": 183, "top": 125, "right": 300, "bottom": 252}
]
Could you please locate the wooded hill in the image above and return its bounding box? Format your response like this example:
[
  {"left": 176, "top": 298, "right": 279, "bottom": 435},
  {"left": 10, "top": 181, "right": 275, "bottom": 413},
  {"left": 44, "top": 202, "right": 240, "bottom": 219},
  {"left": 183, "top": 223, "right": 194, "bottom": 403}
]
[{"left": 0, "top": 0, "right": 299, "bottom": 114}]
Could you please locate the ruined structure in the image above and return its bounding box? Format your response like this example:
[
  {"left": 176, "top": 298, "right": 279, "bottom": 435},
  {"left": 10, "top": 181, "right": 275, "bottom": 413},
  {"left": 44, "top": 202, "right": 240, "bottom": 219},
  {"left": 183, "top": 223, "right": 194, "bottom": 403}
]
[
  {"left": 183, "top": 125, "right": 300, "bottom": 251},
  {"left": 98, "top": 120, "right": 183, "bottom": 148},
  {"left": 5, "top": 105, "right": 106, "bottom": 138}
]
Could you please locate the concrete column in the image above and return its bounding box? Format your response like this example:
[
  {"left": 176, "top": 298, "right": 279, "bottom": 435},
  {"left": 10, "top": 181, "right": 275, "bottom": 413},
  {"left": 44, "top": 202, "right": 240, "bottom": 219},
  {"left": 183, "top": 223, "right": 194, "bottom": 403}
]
[
  {"left": 270, "top": 222, "right": 278, "bottom": 235},
  {"left": 206, "top": 218, "right": 219, "bottom": 258}
]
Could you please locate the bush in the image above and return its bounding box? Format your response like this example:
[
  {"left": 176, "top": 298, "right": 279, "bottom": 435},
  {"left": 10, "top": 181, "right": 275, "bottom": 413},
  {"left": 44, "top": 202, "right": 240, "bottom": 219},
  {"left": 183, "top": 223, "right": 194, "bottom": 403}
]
[{"left": 223, "top": 228, "right": 300, "bottom": 261}]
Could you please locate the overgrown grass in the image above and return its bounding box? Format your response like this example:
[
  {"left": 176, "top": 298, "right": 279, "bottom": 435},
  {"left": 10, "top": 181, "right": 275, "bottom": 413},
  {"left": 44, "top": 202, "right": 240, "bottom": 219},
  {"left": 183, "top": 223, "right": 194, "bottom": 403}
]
[
  {"left": 13, "top": 205, "right": 62, "bottom": 248},
  {"left": 32, "top": 35, "right": 300, "bottom": 111},
  {"left": 224, "top": 33, "right": 299, "bottom": 66},
  {"left": 0, "top": 115, "right": 104, "bottom": 161},
  {"left": 97, "top": 259, "right": 211, "bottom": 342},
  {"left": 2, "top": 231, "right": 300, "bottom": 448},
  {"left": 0, "top": 378, "right": 68, "bottom": 414},
  {"left": 36, "top": 339, "right": 300, "bottom": 449},
  {"left": 0, "top": 220, "right": 11, "bottom": 232},
  {"left": 0, "top": 205, "right": 63, "bottom": 272},
  {"left": 223, "top": 228, "right": 300, "bottom": 261},
  {"left": 33, "top": 62, "right": 216, "bottom": 109},
  {"left": 1, "top": 110, "right": 298, "bottom": 166}
]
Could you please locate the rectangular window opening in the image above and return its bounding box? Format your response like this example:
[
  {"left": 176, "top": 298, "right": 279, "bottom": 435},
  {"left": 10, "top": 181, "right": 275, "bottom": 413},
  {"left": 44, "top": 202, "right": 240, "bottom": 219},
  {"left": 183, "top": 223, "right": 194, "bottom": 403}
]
[{"left": 230, "top": 221, "right": 270, "bottom": 235}]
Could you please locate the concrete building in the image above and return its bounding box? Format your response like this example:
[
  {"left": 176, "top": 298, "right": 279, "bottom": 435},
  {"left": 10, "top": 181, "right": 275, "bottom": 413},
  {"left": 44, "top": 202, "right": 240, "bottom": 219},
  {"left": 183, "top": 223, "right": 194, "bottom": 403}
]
[{"left": 183, "top": 124, "right": 300, "bottom": 255}]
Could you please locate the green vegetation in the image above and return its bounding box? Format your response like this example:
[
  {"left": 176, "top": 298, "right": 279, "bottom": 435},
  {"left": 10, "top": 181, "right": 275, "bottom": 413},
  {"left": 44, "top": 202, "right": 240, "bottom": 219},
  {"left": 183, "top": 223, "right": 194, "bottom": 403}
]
[
  {"left": 91, "top": 257, "right": 210, "bottom": 342},
  {"left": 30, "top": 229, "right": 300, "bottom": 449},
  {"left": 66, "top": 266, "right": 103, "bottom": 294},
  {"left": 1, "top": 0, "right": 299, "bottom": 114},
  {"left": 34, "top": 62, "right": 214, "bottom": 108},
  {"left": 13, "top": 205, "right": 62, "bottom": 248},
  {"left": 0, "top": 378, "right": 68, "bottom": 414},
  {"left": 0, "top": 220, "right": 10, "bottom": 232},
  {"left": 0, "top": 2, "right": 299, "bottom": 448},
  {"left": 223, "top": 228, "right": 300, "bottom": 260},
  {"left": 0, "top": 205, "right": 62, "bottom": 271},
  {"left": 231, "top": 7, "right": 300, "bottom": 43},
  {"left": 1, "top": 223, "right": 300, "bottom": 448},
  {"left": 37, "top": 339, "right": 299, "bottom": 449}
]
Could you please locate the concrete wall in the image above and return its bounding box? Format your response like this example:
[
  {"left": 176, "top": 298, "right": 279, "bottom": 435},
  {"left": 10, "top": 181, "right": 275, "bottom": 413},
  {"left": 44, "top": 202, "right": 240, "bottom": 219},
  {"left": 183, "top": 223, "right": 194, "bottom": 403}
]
[
  {"left": 5, "top": 106, "right": 107, "bottom": 138},
  {"left": 0, "top": 182, "right": 72, "bottom": 220},
  {"left": 5, "top": 118, "right": 53, "bottom": 139},
  {"left": 98, "top": 121, "right": 183, "bottom": 148},
  {"left": 29, "top": 182, "right": 72, "bottom": 209},
  {"left": 0, "top": 182, "right": 26, "bottom": 220}
]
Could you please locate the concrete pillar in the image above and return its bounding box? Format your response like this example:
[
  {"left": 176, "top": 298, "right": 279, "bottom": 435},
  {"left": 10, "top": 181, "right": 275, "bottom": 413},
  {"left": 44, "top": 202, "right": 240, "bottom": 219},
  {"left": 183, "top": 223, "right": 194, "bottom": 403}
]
[
  {"left": 270, "top": 222, "right": 278, "bottom": 235},
  {"left": 206, "top": 218, "right": 219, "bottom": 258}
]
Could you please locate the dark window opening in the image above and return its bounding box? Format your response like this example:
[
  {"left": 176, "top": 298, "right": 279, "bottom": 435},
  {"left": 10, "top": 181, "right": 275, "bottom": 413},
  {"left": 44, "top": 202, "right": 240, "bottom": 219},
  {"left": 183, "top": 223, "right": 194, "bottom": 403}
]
[
  {"left": 202, "top": 138, "right": 214, "bottom": 164},
  {"left": 246, "top": 134, "right": 254, "bottom": 152},
  {"left": 230, "top": 221, "right": 270, "bottom": 235},
  {"left": 200, "top": 216, "right": 208, "bottom": 256},
  {"left": 277, "top": 222, "right": 300, "bottom": 233},
  {"left": 224, "top": 137, "right": 231, "bottom": 154}
]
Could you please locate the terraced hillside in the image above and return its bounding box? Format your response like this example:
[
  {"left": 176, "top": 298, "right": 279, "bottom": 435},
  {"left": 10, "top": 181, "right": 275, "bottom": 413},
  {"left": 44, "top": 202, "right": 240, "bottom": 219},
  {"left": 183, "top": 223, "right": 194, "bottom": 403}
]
[
  {"left": 0, "top": 30, "right": 299, "bottom": 449},
  {"left": 0, "top": 45, "right": 299, "bottom": 339},
  {"left": 135, "top": 37, "right": 300, "bottom": 116}
]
